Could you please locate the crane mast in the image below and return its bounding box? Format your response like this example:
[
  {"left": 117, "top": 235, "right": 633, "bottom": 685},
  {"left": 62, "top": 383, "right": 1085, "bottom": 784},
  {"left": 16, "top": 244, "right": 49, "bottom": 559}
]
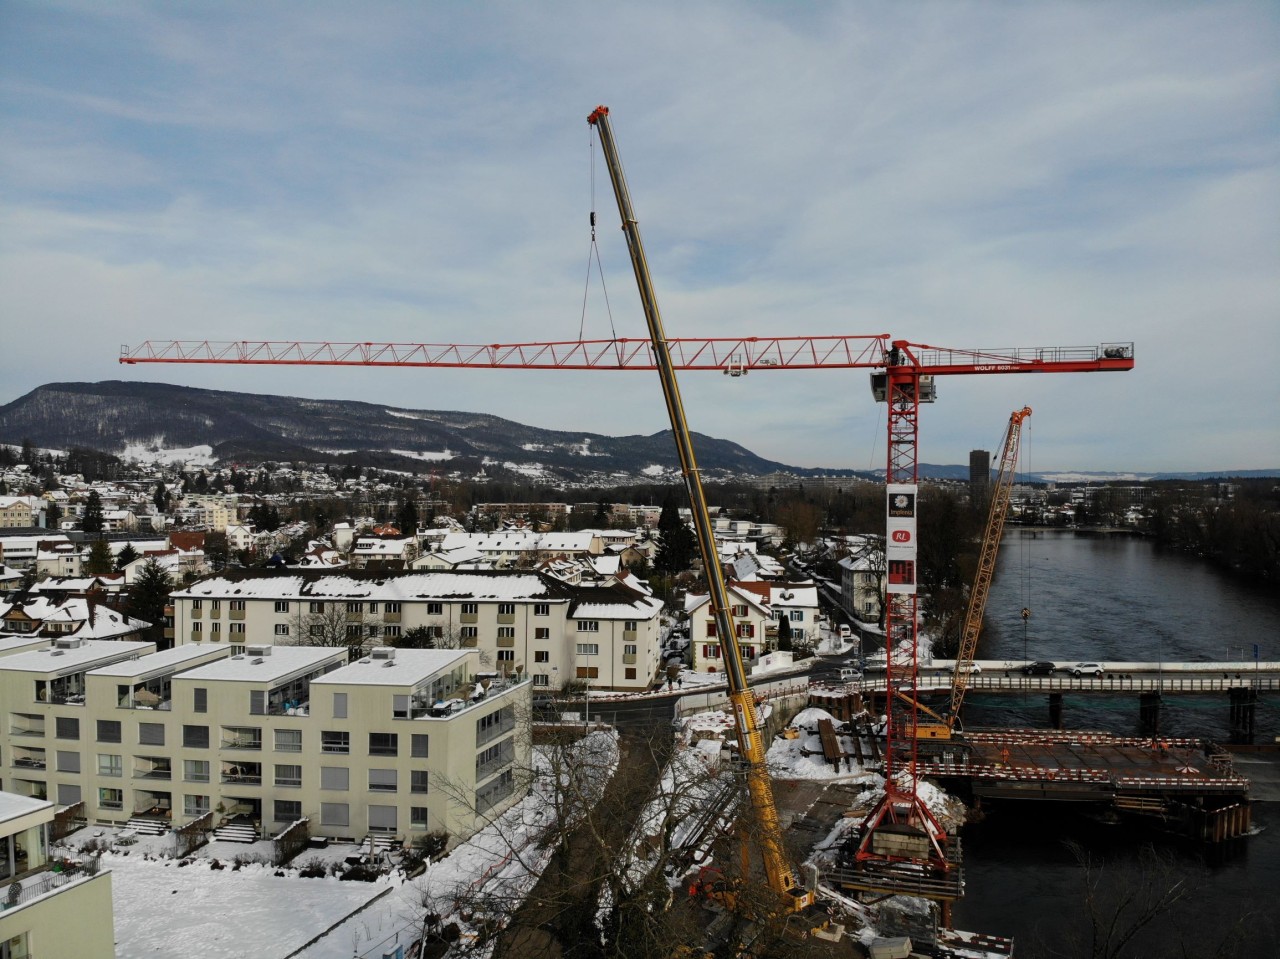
[
  {"left": 587, "top": 105, "right": 810, "bottom": 913},
  {"left": 947, "top": 407, "right": 1032, "bottom": 722}
]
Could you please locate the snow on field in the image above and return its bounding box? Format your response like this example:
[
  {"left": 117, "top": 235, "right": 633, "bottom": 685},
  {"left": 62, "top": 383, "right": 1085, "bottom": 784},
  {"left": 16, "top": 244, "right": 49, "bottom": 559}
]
[
  {"left": 388, "top": 448, "right": 454, "bottom": 461},
  {"left": 120, "top": 441, "right": 216, "bottom": 466},
  {"left": 103, "top": 853, "right": 387, "bottom": 959}
]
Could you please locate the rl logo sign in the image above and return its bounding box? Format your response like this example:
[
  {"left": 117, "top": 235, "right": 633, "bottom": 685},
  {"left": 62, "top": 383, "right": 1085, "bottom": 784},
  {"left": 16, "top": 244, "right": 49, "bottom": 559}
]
[{"left": 891, "top": 530, "right": 912, "bottom": 543}]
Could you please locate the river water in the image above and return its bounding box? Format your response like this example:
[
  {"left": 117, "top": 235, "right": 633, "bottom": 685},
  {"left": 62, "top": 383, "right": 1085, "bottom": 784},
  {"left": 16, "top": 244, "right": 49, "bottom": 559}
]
[{"left": 949, "top": 530, "right": 1280, "bottom": 957}]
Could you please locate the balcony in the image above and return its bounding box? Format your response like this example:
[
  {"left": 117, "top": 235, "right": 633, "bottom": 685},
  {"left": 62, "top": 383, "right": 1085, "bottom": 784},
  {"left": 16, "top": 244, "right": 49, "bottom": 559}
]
[
  {"left": 497, "top": 612, "right": 515, "bottom": 625},
  {"left": 497, "top": 636, "right": 515, "bottom": 648},
  {"left": 230, "top": 608, "right": 245, "bottom": 620},
  {"left": 222, "top": 764, "right": 263, "bottom": 786},
  {"left": 134, "top": 759, "right": 173, "bottom": 780},
  {"left": 623, "top": 654, "right": 637, "bottom": 665},
  {"left": 0, "top": 855, "right": 104, "bottom": 914},
  {"left": 460, "top": 611, "right": 478, "bottom": 624},
  {"left": 382, "top": 610, "right": 402, "bottom": 623},
  {"left": 9, "top": 715, "right": 46, "bottom": 738}
]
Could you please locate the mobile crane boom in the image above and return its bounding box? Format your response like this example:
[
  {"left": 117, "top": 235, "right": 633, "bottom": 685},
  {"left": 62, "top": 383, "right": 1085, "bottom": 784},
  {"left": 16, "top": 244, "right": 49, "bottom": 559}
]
[
  {"left": 587, "top": 105, "right": 810, "bottom": 913},
  {"left": 947, "top": 406, "right": 1031, "bottom": 723}
]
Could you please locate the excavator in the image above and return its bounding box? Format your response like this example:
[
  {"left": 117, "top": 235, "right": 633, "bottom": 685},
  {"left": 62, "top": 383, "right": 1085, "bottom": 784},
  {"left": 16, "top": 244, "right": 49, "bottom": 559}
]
[{"left": 912, "top": 406, "right": 1032, "bottom": 741}]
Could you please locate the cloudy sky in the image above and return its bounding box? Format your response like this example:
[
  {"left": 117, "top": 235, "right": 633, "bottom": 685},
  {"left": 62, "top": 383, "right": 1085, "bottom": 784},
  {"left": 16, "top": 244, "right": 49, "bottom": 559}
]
[{"left": 2, "top": 1, "right": 1276, "bottom": 474}]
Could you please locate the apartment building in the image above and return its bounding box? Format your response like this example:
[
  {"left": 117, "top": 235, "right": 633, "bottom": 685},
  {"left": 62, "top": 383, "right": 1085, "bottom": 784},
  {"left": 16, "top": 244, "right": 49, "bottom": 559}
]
[
  {"left": 0, "top": 639, "right": 529, "bottom": 847},
  {"left": 171, "top": 569, "right": 664, "bottom": 692},
  {"left": 685, "top": 581, "right": 820, "bottom": 673},
  {"left": 0, "top": 791, "right": 115, "bottom": 959}
]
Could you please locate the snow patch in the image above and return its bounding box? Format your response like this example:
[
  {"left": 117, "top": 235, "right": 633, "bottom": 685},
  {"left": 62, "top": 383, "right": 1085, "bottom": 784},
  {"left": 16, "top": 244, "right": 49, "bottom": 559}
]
[
  {"left": 120, "top": 441, "right": 216, "bottom": 466},
  {"left": 388, "top": 448, "right": 454, "bottom": 461}
]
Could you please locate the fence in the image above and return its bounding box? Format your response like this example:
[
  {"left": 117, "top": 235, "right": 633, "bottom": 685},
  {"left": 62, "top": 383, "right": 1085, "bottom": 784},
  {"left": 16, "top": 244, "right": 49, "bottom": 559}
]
[
  {"left": 1, "top": 855, "right": 102, "bottom": 912},
  {"left": 172, "top": 810, "right": 213, "bottom": 858},
  {"left": 273, "top": 818, "right": 311, "bottom": 866}
]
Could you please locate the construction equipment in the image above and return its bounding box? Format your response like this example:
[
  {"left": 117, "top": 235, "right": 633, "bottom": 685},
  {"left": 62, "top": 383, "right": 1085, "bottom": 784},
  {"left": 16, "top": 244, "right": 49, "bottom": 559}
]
[
  {"left": 117, "top": 108, "right": 1136, "bottom": 916},
  {"left": 914, "top": 407, "right": 1032, "bottom": 741},
  {"left": 587, "top": 104, "right": 812, "bottom": 916}
]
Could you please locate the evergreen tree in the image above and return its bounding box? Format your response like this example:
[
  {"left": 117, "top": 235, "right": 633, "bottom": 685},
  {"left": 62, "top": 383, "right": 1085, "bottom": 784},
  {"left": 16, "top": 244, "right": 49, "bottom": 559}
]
[
  {"left": 129, "top": 559, "right": 173, "bottom": 646},
  {"left": 115, "top": 543, "right": 139, "bottom": 571},
  {"left": 777, "top": 614, "right": 793, "bottom": 651},
  {"left": 46, "top": 501, "right": 61, "bottom": 530},
  {"left": 81, "top": 490, "right": 105, "bottom": 534},
  {"left": 396, "top": 497, "right": 420, "bottom": 534},
  {"left": 84, "top": 538, "right": 114, "bottom": 575},
  {"left": 153, "top": 480, "right": 168, "bottom": 513},
  {"left": 655, "top": 493, "right": 697, "bottom": 574}
]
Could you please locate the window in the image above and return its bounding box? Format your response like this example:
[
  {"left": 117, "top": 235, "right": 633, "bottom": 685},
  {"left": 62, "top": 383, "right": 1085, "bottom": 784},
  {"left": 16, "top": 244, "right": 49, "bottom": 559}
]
[
  {"left": 461, "top": 602, "right": 478, "bottom": 615},
  {"left": 368, "top": 769, "right": 397, "bottom": 792},
  {"left": 98, "top": 754, "right": 122, "bottom": 777},
  {"left": 384, "top": 625, "right": 400, "bottom": 638},
  {"left": 624, "top": 644, "right": 637, "bottom": 656},
  {"left": 55, "top": 716, "right": 79, "bottom": 740},
  {"left": 321, "top": 731, "right": 349, "bottom": 754},
  {"left": 230, "top": 623, "right": 246, "bottom": 635},
  {"left": 475, "top": 705, "right": 515, "bottom": 746},
  {"left": 475, "top": 768, "right": 515, "bottom": 814},
  {"left": 99, "top": 787, "right": 124, "bottom": 810},
  {"left": 366, "top": 624, "right": 380, "bottom": 638},
  {"left": 576, "top": 643, "right": 599, "bottom": 656},
  {"left": 535, "top": 627, "right": 550, "bottom": 640},
  {"left": 411, "top": 806, "right": 429, "bottom": 828},
  {"left": 533, "top": 674, "right": 550, "bottom": 686},
  {"left": 210, "top": 600, "right": 221, "bottom": 614},
  {"left": 534, "top": 603, "right": 550, "bottom": 617},
  {"left": 576, "top": 620, "right": 599, "bottom": 632},
  {"left": 624, "top": 620, "right": 637, "bottom": 632},
  {"left": 56, "top": 750, "right": 80, "bottom": 773},
  {"left": 368, "top": 805, "right": 398, "bottom": 832},
  {"left": 368, "top": 602, "right": 379, "bottom": 614},
  {"left": 703, "top": 644, "right": 721, "bottom": 660},
  {"left": 742, "top": 646, "right": 755, "bottom": 659},
  {"left": 346, "top": 624, "right": 362, "bottom": 638},
  {"left": 732, "top": 604, "right": 748, "bottom": 617},
  {"left": 476, "top": 738, "right": 514, "bottom": 778},
  {"left": 275, "top": 764, "right": 303, "bottom": 788},
  {"left": 412, "top": 734, "right": 429, "bottom": 758},
  {"left": 184, "top": 759, "right": 210, "bottom": 783},
  {"left": 192, "top": 599, "right": 203, "bottom": 610},
  {"left": 320, "top": 766, "right": 349, "bottom": 790},
  {"left": 58, "top": 783, "right": 82, "bottom": 806},
  {"left": 576, "top": 666, "right": 599, "bottom": 679},
  {"left": 274, "top": 601, "right": 290, "bottom": 614},
  {"left": 333, "top": 692, "right": 347, "bottom": 719},
  {"left": 274, "top": 799, "right": 302, "bottom": 822},
  {"left": 498, "top": 603, "right": 515, "bottom": 616},
  {"left": 183, "top": 725, "right": 210, "bottom": 749},
  {"left": 789, "top": 610, "right": 804, "bottom": 622},
  {"left": 426, "top": 602, "right": 442, "bottom": 615},
  {"left": 460, "top": 626, "right": 478, "bottom": 640},
  {"left": 497, "top": 650, "right": 515, "bottom": 662},
  {"left": 384, "top": 601, "right": 401, "bottom": 614},
  {"left": 274, "top": 624, "right": 290, "bottom": 636},
  {"left": 706, "top": 621, "right": 717, "bottom": 638},
  {"left": 497, "top": 626, "right": 515, "bottom": 639},
  {"left": 310, "top": 601, "right": 326, "bottom": 614},
  {"left": 411, "top": 770, "right": 429, "bottom": 794},
  {"left": 393, "top": 694, "right": 410, "bottom": 719},
  {"left": 193, "top": 687, "right": 207, "bottom": 713},
  {"left": 230, "top": 600, "right": 245, "bottom": 612},
  {"left": 320, "top": 802, "right": 349, "bottom": 827},
  {"left": 625, "top": 668, "right": 637, "bottom": 680},
  {"left": 97, "top": 719, "right": 122, "bottom": 743},
  {"left": 250, "top": 690, "right": 266, "bottom": 715},
  {"left": 275, "top": 728, "right": 302, "bottom": 752},
  {"left": 309, "top": 625, "right": 324, "bottom": 637},
  {"left": 369, "top": 732, "right": 398, "bottom": 756},
  {"left": 138, "top": 722, "right": 164, "bottom": 746},
  {"left": 184, "top": 795, "right": 210, "bottom": 819},
  {"left": 192, "top": 622, "right": 202, "bottom": 635},
  {"left": 736, "top": 623, "right": 755, "bottom": 639},
  {"left": 347, "top": 602, "right": 363, "bottom": 614},
  {"left": 210, "top": 622, "right": 221, "bottom": 637},
  {"left": 534, "top": 650, "right": 550, "bottom": 663}
]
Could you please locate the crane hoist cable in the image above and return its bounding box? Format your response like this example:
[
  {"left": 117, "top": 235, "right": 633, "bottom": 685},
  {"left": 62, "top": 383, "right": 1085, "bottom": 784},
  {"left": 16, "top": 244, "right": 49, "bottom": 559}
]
[{"left": 580, "top": 126, "right": 621, "bottom": 354}]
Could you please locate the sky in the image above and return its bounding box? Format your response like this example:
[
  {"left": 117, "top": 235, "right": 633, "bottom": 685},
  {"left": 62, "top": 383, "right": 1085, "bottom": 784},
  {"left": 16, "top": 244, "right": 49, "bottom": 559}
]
[{"left": 1, "top": 1, "right": 1277, "bottom": 474}]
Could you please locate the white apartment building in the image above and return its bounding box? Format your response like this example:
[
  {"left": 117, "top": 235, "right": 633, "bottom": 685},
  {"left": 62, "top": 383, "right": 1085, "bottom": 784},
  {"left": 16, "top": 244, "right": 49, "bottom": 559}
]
[
  {"left": 171, "top": 569, "right": 664, "bottom": 692},
  {"left": 685, "top": 581, "right": 820, "bottom": 673},
  {"left": 0, "top": 791, "right": 115, "bottom": 959},
  {"left": 0, "top": 639, "right": 529, "bottom": 848}
]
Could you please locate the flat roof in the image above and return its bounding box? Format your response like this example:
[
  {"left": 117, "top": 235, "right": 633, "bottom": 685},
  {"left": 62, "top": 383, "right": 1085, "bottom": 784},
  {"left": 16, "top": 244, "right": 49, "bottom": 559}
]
[
  {"left": 0, "top": 640, "right": 153, "bottom": 676},
  {"left": 90, "top": 643, "right": 231, "bottom": 681},
  {"left": 174, "top": 645, "right": 347, "bottom": 684},
  {"left": 313, "top": 648, "right": 471, "bottom": 688},
  {"left": 0, "top": 790, "right": 52, "bottom": 826},
  {"left": 0, "top": 635, "right": 51, "bottom": 659}
]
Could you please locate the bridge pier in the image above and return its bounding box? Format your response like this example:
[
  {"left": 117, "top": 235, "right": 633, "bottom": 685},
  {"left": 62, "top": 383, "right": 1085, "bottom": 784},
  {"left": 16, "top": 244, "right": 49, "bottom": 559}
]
[
  {"left": 1048, "top": 692, "right": 1063, "bottom": 729},
  {"left": 1228, "top": 687, "right": 1257, "bottom": 745},
  {"left": 1139, "top": 691, "right": 1162, "bottom": 735}
]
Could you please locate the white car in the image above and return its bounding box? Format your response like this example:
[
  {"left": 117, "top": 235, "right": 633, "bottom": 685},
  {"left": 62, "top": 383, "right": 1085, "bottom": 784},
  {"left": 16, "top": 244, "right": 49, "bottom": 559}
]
[
  {"left": 1071, "top": 662, "right": 1105, "bottom": 678},
  {"left": 944, "top": 662, "right": 982, "bottom": 674}
]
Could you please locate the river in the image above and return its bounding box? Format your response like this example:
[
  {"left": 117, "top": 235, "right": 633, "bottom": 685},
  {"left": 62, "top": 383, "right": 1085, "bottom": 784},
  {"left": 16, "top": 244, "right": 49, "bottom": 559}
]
[{"left": 949, "top": 530, "right": 1280, "bottom": 957}]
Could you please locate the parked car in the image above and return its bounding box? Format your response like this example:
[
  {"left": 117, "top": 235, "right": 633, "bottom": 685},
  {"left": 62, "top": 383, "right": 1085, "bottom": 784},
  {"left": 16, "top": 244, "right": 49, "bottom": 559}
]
[
  {"left": 943, "top": 661, "right": 982, "bottom": 674},
  {"left": 1022, "top": 661, "right": 1057, "bottom": 676},
  {"left": 1071, "top": 662, "right": 1105, "bottom": 678}
]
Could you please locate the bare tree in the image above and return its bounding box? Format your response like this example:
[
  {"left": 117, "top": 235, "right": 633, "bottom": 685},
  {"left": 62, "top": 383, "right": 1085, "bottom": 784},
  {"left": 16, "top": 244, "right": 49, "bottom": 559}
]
[{"left": 288, "top": 600, "right": 363, "bottom": 658}]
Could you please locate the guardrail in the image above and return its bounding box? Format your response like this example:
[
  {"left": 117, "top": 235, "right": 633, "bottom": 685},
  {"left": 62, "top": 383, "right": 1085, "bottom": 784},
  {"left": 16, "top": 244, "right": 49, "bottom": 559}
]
[
  {"left": 860, "top": 673, "right": 1280, "bottom": 695},
  {"left": 1, "top": 855, "right": 102, "bottom": 912}
]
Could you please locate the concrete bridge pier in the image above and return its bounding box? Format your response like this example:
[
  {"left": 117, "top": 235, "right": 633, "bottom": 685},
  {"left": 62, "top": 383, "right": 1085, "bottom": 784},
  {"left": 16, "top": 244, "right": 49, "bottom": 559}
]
[
  {"left": 1139, "top": 691, "right": 1163, "bottom": 735},
  {"left": 1048, "top": 692, "right": 1064, "bottom": 729},
  {"left": 1228, "top": 687, "right": 1257, "bottom": 745}
]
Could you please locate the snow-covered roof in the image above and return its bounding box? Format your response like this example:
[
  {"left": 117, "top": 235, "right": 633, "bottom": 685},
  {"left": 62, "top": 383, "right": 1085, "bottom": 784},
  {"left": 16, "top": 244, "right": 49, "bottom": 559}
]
[
  {"left": 314, "top": 647, "right": 471, "bottom": 688},
  {"left": 175, "top": 570, "right": 562, "bottom": 603},
  {"left": 0, "top": 790, "right": 52, "bottom": 826},
  {"left": 90, "top": 643, "right": 230, "bottom": 680},
  {"left": 572, "top": 593, "right": 663, "bottom": 621},
  {"left": 175, "top": 645, "right": 347, "bottom": 684},
  {"left": 0, "top": 639, "right": 152, "bottom": 675}
]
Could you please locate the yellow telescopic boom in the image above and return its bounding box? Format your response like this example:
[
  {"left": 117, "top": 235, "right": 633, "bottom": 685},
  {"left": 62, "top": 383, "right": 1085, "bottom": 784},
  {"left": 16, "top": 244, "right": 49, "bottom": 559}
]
[{"left": 587, "top": 105, "right": 810, "bottom": 912}]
